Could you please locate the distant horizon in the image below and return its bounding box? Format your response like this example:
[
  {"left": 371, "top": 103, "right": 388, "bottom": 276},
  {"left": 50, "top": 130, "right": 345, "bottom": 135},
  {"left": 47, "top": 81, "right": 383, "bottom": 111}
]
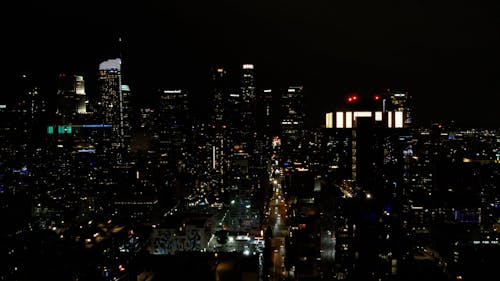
[
  {"left": 2, "top": 63, "right": 500, "bottom": 130},
  {"left": 3, "top": 1, "right": 500, "bottom": 128}
]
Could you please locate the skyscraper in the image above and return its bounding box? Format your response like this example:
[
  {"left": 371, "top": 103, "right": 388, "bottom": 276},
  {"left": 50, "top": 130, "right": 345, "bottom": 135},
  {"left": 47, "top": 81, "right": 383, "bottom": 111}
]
[
  {"left": 323, "top": 93, "right": 410, "bottom": 279},
  {"left": 260, "top": 89, "right": 274, "bottom": 137},
  {"left": 209, "top": 67, "right": 231, "bottom": 175},
  {"left": 383, "top": 89, "right": 413, "bottom": 127},
  {"left": 157, "top": 89, "right": 190, "bottom": 157},
  {"left": 121, "top": 83, "right": 132, "bottom": 146},
  {"left": 281, "top": 86, "right": 305, "bottom": 155},
  {"left": 98, "top": 58, "right": 131, "bottom": 158},
  {"left": 240, "top": 64, "right": 257, "bottom": 151},
  {"left": 55, "top": 74, "right": 87, "bottom": 123},
  {"left": 210, "top": 67, "right": 228, "bottom": 125},
  {"left": 325, "top": 92, "right": 405, "bottom": 184}
]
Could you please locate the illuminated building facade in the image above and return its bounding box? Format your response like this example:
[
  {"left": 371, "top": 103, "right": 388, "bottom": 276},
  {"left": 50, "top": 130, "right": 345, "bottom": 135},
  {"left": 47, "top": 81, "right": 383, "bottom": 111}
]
[
  {"left": 281, "top": 86, "right": 305, "bottom": 142},
  {"left": 325, "top": 93, "right": 407, "bottom": 184},
  {"left": 261, "top": 89, "right": 274, "bottom": 137},
  {"left": 383, "top": 89, "right": 413, "bottom": 126},
  {"left": 98, "top": 58, "right": 131, "bottom": 159},
  {"left": 157, "top": 89, "right": 191, "bottom": 204},
  {"left": 211, "top": 67, "right": 228, "bottom": 124},
  {"left": 55, "top": 74, "right": 87, "bottom": 123},
  {"left": 240, "top": 64, "right": 257, "bottom": 152},
  {"left": 323, "top": 92, "right": 412, "bottom": 279},
  {"left": 121, "top": 84, "right": 132, "bottom": 145},
  {"left": 157, "top": 89, "right": 189, "bottom": 156},
  {"left": 209, "top": 67, "right": 232, "bottom": 177}
]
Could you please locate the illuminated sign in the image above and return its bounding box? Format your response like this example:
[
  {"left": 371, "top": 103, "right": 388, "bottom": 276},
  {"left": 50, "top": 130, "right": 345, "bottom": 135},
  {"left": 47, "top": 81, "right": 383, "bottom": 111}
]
[
  {"left": 242, "top": 64, "right": 254, "bottom": 69},
  {"left": 57, "top": 125, "right": 72, "bottom": 134},
  {"left": 77, "top": 149, "right": 96, "bottom": 153},
  {"left": 48, "top": 124, "right": 112, "bottom": 134},
  {"left": 82, "top": 124, "right": 112, "bottom": 128}
]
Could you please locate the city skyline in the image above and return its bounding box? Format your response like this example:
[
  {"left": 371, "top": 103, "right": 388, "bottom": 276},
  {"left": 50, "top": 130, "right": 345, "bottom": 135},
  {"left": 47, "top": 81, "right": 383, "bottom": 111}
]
[
  {"left": 3, "top": 1, "right": 500, "bottom": 127},
  {"left": 1, "top": 3, "right": 500, "bottom": 280}
]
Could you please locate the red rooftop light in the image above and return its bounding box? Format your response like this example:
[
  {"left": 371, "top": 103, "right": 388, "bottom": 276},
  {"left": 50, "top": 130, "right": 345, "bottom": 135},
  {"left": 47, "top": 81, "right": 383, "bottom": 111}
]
[{"left": 347, "top": 94, "right": 358, "bottom": 103}]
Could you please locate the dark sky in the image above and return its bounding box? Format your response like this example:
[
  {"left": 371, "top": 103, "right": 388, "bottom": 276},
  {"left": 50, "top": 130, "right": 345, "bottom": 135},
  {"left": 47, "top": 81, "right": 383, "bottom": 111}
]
[{"left": 3, "top": 0, "right": 500, "bottom": 127}]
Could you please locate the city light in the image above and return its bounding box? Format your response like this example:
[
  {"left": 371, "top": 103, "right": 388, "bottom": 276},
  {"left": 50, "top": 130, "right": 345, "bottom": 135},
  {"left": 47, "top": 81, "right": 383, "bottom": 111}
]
[{"left": 2, "top": 21, "right": 496, "bottom": 280}]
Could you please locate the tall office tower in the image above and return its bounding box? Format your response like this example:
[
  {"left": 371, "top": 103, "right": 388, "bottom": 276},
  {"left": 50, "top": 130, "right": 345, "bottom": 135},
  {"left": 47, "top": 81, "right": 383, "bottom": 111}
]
[
  {"left": 210, "top": 67, "right": 228, "bottom": 125},
  {"left": 383, "top": 89, "right": 413, "bottom": 126},
  {"left": 121, "top": 84, "right": 132, "bottom": 146},
  {"left": 209, "top": 67, "right": 231, "bottom": 176},
  {"left": 240, "top": 64, "right": 257, "bottom": 152},
  {"left": 157, "top": 89, "right": 190, "bottom": 203},
  {"left": 263, "top": 89, "right": 274, "bottom": 136},
  {"left": 281, "top": 86, "right": 305, "bottom": 157},
  {"left": 257, "top": 89, "right": 274, "bottom": 137},
  {"left": 98, "top": 58, "right": 131, "bottom": 158},
  {"left": 254, "top": 89, "right": 274, "bottom": 167},
  {"left": 226, "top": 90, "right": 242, "bottom": 133},
  {"left": 281, "top": 86, "right": 305, "bottom": 139},
  {"left": 55, "top": 74, "right": 87, "bottom": 123}
]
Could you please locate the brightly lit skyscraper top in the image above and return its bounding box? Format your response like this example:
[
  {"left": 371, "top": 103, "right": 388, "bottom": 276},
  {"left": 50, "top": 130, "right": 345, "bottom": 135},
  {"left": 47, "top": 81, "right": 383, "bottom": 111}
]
[{"left": 99, "top": 58, "right": 121, "bottom": 71}]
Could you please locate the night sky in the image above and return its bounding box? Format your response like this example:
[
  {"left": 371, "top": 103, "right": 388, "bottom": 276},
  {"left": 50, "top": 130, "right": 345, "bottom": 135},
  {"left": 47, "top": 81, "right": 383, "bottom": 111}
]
[{"left": 3, "top": 0, "right": 500, "bottom": 127}]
